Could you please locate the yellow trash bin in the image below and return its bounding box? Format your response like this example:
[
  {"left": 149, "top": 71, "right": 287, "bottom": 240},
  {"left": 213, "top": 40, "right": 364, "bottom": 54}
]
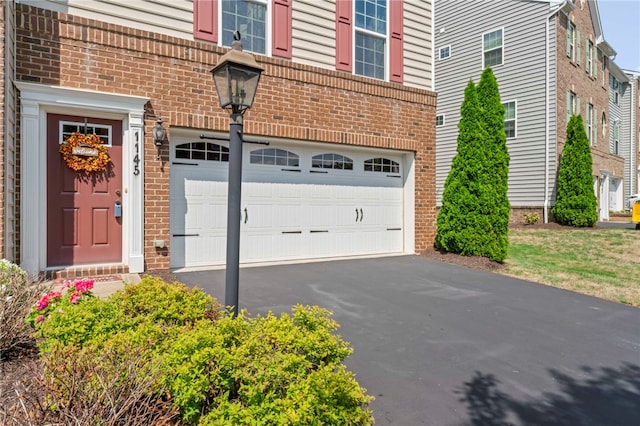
[{"left": 633, "top": 201, "right": 640, "bottom": 228}]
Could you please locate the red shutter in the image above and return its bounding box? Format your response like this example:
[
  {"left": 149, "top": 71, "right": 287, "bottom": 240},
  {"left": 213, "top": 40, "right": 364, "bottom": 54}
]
[
  {"left": 335, "top": 0, "right": 353, "bottom": 72},
  {"left": 389, "top": 0, "right": 403, "bottom": 83},
  {"left": 272, "top": 0, "right": 292, "bottom": 58},
  {"left": 194, "top": 0, "right": 218, "bottom": 43}
]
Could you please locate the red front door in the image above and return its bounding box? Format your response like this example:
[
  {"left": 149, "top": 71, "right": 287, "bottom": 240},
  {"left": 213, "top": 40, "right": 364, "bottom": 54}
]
[{"left": 46, "top": 114, "right": 123, "bottom": 267}]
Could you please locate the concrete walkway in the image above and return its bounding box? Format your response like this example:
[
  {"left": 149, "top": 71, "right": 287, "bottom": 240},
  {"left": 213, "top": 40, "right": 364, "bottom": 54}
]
[{"left": 49, "top": 273, "right": 140, "bottom": 298}]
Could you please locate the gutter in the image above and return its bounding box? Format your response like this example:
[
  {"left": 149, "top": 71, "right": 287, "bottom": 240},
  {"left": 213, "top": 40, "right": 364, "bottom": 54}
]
[{"left": 544, "top": 0, "right": 574, "bottom": 223}]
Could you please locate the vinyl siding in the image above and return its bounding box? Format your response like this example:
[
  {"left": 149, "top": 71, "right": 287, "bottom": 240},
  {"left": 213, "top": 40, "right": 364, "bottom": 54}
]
[
  {"left": 404, "top": 0, "right": 433, "bottom": 89},
  {"left": 291, "top": 0, "right": 335, "bottom": 69},
  {"left": 19, "top": 0, "right": 193, "bottom": 40},
  {"left": 621, "top": 76, "right": 637, "bottom": 201},
  {"left": 435, "top": 0, "right": 553, "bottom": 207}
]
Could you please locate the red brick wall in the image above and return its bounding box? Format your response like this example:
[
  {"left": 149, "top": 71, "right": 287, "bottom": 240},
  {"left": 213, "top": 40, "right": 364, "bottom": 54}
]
[
  {"left": 556, "top": 3, "right": 624, "bottom": 178},
  {"left": 15, "top": 4, "right": 437, "bottom": 270}
]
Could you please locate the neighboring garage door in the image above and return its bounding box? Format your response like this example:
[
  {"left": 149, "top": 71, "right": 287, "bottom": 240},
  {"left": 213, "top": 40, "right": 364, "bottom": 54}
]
[{"left": 170, "top": 135, "right": 406, "bottom": 269}]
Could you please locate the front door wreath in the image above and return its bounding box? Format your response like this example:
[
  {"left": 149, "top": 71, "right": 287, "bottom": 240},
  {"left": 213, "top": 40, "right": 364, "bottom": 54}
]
[{"left": 59, "top": 132, "right": 111, "bottom": 173}]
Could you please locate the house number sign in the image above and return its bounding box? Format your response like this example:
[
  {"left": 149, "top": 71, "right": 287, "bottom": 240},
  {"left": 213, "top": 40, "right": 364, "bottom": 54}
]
[{"left": 133, "top": 131, "right": 140, "bottom": 176}]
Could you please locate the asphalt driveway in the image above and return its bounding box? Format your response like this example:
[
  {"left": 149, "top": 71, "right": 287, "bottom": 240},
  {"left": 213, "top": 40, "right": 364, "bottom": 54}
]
[{"left": 175, "top": 255, "right": 640, "bottom": 426}]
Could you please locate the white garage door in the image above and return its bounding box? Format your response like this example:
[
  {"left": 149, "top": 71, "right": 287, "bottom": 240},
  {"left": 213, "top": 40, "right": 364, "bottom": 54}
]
[{"left": 170, "top": 136, "right": 407, "bottom": 269}]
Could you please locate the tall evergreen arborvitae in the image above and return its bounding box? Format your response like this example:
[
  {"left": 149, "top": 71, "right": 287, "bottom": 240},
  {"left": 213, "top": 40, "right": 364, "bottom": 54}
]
[
  {"left": 476, "top": 67, "right": 510, "bottom": 262},
  {"left": 435, "top": 80, "right": 489, "bottom": 257},
  {"left": 436, "top": 67, "right": 510, "bottom": 262},
  {"left": 552, "top": 115, "right": 598, "bottom": 227}
]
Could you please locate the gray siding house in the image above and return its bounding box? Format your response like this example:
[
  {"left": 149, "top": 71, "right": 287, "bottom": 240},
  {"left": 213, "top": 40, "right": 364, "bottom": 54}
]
[
  {"left": 434, "top": 0, "right": 629, "bottom": 222},
  {"left": 620, "top": 70, "right": 640, "bottom": 207}
]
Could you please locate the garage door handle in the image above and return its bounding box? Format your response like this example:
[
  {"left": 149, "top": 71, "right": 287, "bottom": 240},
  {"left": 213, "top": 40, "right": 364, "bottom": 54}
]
[
  {"left": 244, "top": 208, "right": 248, "bottom": 224},
  {"left": 360, "top": 208, "right": 364, "bottom": 222},
  {"left": 355, "top": 208, "right": 359, "bottom": 222},
  {"left": 387, "top": 228, "right": 401, "bottom": 231},
  {"left": 172, "top": 233, "right": 199, "bottom": 237},
  {"left": 282, "top": 231, "right": 302, "bottom": 234}
]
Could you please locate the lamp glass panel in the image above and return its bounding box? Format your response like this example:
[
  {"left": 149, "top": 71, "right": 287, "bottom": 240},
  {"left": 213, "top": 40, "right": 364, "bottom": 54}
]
[
  {"left": 213, "top": 64, "right": 232, "bottom": 108},
  {"left": 228, "top": 64, "right": 261, "bottom": 110}
]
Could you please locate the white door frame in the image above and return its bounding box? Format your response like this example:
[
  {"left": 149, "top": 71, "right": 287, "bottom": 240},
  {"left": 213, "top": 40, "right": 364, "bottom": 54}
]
[
  {"left": 599, "top": 172, "right": 610, "bottom": 221},
  {"left": 16, "top": 82, "right": 148, "bottom": 274}
]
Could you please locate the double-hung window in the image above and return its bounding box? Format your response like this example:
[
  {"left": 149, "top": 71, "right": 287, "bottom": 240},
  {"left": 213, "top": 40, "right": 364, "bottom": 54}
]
[
  {"left": 567, "top": 21, "right": 575, "bottom": 61},
  {"left": 335, "top": 0, "right": 403, "bottom": 82},
  {"left": 502, "top": 101, "right": 516, "bottom": 139},
  {"left": 613, "top": 121, "right": 620, "bottom": 155},
  {"left": 611, "top": 75, "right": 620, "bottom": 105},
  {"left": 586, "top": 40, "right": 593, "bottom": 76},
  {"left": 193, "top": 0, "right": 292, "bottom": 58},
  {"left": 567, "top": 90, "right": 579, "bottom": 124},
  {"left": 482, "top": 28, "right": 503, "bottom": 67},
  {"left": 354, "top": 0, "right": 387, "bottom": 80},
  {"left": 586, "top": 103, "right": 594, "bottom": 145}
]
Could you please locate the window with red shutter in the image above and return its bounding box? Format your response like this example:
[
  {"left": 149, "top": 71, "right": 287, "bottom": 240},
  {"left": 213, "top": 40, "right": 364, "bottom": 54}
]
[
  {"left": 194, "top": 0, "right": 291, "bottom": 59},
  {"left": 337, "top": 0, "right": 403, "bottom": 82}
]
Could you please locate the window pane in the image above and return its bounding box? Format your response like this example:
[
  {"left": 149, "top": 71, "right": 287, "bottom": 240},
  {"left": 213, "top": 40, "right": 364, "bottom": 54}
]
[
  {"left": 356, "top": 0, "right": 386, "bottom": 35},
  {"left": 364, "top": 157, "right": 399, "bottom": 173},
  {"left": 484, "top": 48, "right": 502, "bottom": 67},
  {"left": 355, "top": 33, "right": 385, "bottom": 79},
  {"left": 221, "top": 0, "right": 266, "bottom": 54}
]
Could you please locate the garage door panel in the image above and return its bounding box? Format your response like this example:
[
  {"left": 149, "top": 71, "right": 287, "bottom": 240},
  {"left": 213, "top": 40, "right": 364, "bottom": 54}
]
[{"left": 171, "top": 141, "right": 407, "bottom": 268}]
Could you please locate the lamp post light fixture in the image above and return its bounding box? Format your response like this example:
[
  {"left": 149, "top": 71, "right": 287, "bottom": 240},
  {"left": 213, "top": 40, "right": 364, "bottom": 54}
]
[{"left": 211, "top": 31, "right": 264, "bottom": 316}]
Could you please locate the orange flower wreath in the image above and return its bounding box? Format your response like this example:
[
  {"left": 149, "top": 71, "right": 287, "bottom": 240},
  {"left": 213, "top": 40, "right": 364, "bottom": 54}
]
[{"left": 59, "top": 132, "right": 111, "bottom": 173}]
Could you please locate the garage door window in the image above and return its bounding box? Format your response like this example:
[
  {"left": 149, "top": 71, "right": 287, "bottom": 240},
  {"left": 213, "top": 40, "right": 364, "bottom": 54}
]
[
  {"left": 250, "top": 148, "right": 299, "bottom": 166},
  {"left": 312, "top": 153, "right": 353, "bottom": 170},
  {"left": 175, "top": 142, "right": 229, "bottom": 161},
  {"left": 364, "top": 157, "right": 399, "bottom": 173}
]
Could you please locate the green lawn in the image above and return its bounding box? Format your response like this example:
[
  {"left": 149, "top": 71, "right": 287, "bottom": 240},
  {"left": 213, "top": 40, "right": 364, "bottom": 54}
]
[{"left": 503, "top": 227, "right": 640, "bottom": 307}]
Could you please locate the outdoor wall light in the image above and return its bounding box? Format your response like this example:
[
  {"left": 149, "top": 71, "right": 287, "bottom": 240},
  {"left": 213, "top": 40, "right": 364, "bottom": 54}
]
[
  {"left": 211, "top": 31, "right": 264, "bottom": 317},
  {"left": 153, "top": 116, "right": 166, "bottom": 147}
]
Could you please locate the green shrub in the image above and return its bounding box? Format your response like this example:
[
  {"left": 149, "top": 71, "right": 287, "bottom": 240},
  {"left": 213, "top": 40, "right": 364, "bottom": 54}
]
[
  {"left": 0, "top": 259, "right": 48, "bottom": 355},
  {"left": 164, "top": 306, "right": 372, "bottom": 425},
  {"left": 37, "top": 277, "right": 219, "bottom": 352},
  {"left": 35, "top": 278, "right": 372, "bottom": 425},
  {"left": 436, "top": 67, "right": 510, "bottom": 262},
  {"left": 552, "top": 115, "right": 598, "bottom": 227},
  {"left": 523, "top": 212, "right": 540, "bottom": 225}
]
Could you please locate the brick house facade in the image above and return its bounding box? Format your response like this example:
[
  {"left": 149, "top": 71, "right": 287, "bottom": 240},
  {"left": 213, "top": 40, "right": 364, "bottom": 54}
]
[
  {"left": 10, "top": 2, "right": 437, "bottom": 275},
  {"left": 556, "top": 0, "right": 625, "bottom": 218}
]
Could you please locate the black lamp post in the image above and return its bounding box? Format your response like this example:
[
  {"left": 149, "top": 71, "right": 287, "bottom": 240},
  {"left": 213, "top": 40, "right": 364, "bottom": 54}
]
[{"left": 211, "top": 31, "right": 263, "bottom": 316}]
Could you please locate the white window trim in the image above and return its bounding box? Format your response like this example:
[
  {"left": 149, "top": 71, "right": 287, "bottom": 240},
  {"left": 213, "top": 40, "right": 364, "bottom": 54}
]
[
  {"left": 219, "top": 0, "right": 272, "bottom": 56},
  {"left": 353, "top": 0, "right": 390, "bottom": 81},
  {"left": 567, "top": 21, "right": 575, "bottom": 61},
  {"left": 482, "top": 27, "right": 504, "bottom": 68},
  {"left": 502, "top": 100, "right": 517, "bottom": 139},
  {"left": 436, "top": 114, "right": 445, "bottom": 127},
  {"left": 438, "top": 45, "right": 451, "bottom": 61},
  {"left": 59, "top": 121, "right": 113, "bottom": 147}
]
